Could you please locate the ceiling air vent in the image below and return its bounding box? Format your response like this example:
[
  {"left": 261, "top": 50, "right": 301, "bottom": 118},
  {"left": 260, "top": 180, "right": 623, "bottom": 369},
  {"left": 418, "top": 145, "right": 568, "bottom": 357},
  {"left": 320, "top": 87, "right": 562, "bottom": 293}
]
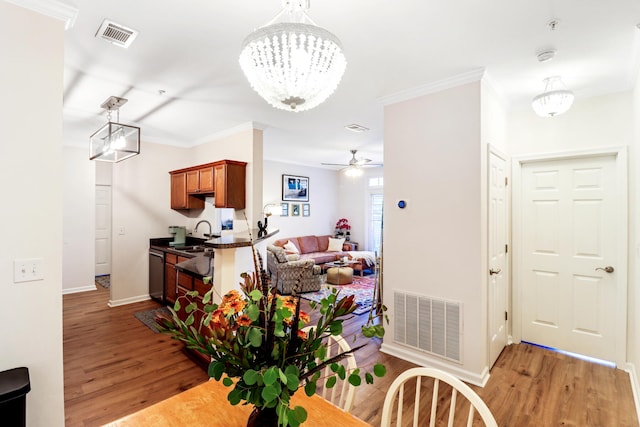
[
  {"left": 345, "top": 124, "right": 369, "bottom": 133},
  {"left": 95, "top": 19, "right": 138, "bottom": 48}
]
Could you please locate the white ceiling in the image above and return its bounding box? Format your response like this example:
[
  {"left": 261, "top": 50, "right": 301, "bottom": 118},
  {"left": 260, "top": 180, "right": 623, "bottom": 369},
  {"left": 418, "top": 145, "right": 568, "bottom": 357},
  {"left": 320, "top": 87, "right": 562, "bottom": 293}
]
[{"left": 62, "top": 0, "right": 640, "bottom": 168}]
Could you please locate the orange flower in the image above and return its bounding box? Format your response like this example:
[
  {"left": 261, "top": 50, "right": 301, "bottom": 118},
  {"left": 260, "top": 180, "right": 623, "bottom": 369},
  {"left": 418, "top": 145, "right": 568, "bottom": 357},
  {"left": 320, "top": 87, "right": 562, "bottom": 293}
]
[
  {"left": 236, "top": 314, "right": 252, "bottom": 327},
  {"left": 297, "top": 329, "right": 308, "bottom": 340},
  {"left": 299, "top": 311, "right": 310, "bottom": 324}
]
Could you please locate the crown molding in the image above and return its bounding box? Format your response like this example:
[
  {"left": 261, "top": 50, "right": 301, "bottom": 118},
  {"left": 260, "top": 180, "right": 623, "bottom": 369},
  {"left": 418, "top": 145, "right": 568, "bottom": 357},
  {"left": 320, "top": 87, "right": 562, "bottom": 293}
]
[
  {"left": 378, "top": 67, "right": 486, "bottom": 106},
  {"left": 6, "top": 0, "right": 79, "bottom": 30}
]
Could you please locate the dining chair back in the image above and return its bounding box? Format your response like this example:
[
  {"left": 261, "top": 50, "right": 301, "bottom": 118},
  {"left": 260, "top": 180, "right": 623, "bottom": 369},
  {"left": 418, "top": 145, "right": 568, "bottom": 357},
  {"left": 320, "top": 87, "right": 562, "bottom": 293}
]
[
  {"left": 380, "top": 367, "right": 498, "bottom": 427},
  {"left": 304, "top": 328, "right": 358, "bottom": 412}
]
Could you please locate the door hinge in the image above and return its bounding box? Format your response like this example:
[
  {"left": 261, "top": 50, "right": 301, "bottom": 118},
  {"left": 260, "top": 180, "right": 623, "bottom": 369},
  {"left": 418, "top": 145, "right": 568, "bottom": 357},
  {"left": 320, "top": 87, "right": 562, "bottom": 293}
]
[
  {"left": 505, "top": 311, "right": 508, "bottom": 321},
  {"left": 505, "top": 244, "right": 508, "bottom": 254},
  {"left": 504, "top": 177, "right": 508, "bottom": 186}
]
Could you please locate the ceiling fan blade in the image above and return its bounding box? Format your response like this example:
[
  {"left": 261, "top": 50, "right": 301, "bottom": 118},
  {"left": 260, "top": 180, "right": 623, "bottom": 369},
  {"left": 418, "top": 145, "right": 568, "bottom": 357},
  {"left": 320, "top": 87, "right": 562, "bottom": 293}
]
[
  {"left": 355, "top": 158, "right": 372, "bottom": 165},
  {"left": 361, "top": 163, "right": 383, "bottom": 167},
  {"left": 321, "top": 162, "right": 349, "bottom": 166}
]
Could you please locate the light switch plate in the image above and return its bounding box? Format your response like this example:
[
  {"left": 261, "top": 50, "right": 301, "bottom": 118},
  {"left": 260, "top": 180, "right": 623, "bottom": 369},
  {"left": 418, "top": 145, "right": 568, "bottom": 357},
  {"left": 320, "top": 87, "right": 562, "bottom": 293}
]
[{"left": 14, "top": 258, "right": 44, "bottom": 283}]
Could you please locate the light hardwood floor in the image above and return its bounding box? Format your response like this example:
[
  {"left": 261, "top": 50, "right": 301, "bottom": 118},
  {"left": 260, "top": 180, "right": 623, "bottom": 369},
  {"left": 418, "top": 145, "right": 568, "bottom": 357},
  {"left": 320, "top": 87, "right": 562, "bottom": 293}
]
[{"left": 63, "top": 284, "right": 638, "bottom": 426}]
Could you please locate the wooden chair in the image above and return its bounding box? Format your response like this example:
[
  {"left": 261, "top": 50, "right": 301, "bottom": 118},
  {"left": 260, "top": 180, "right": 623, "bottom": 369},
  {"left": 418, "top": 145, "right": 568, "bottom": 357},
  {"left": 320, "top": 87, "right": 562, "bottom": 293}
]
[
  {"left": 304, "top": 328, "right": 358, "bottom": 412},
  {"left": 381, "top": 367, "right": 498, "bottom": 427}
]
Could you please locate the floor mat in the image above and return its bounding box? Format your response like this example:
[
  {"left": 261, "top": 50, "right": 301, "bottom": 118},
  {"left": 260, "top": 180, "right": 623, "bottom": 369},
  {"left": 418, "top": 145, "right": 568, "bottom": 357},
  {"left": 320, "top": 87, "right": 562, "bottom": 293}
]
[
  {"left": 134, "top": 306, "right": 171, "bottom": 333},
  {"left": 95, "top": 275, "right": 110, "bottom": 289},
  {"left": 299, "top": 275, "right": 376, "bottom": 315}
]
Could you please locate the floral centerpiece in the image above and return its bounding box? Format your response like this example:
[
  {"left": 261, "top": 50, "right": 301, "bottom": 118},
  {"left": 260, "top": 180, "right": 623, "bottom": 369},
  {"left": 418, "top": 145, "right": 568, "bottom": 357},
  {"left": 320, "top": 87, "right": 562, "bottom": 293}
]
[
  {"left": 335, "top": 218, "right": 351, "bottom": 237},
  {"left": 156, "top": 241, "right": 386, "bottom": 427}
]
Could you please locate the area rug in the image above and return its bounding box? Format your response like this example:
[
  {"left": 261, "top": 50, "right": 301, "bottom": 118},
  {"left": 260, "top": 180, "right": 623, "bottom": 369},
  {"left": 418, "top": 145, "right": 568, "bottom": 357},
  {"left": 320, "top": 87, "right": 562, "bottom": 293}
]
[
  {"left": 300, "top": 275, "right": 376, "bottom": 315},
  {"left": 134, "top": 306, "right": 171, "bottom": 333},
  {"left": 95, "top": 275, "right": 110, "bottom": 289}
]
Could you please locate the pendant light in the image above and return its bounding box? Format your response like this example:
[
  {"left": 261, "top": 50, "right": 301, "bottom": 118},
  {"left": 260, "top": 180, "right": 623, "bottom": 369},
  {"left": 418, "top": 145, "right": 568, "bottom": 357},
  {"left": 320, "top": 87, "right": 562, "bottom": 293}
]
[
  {"left": 90, "top": 96, "right": 140, "bottom": 162},
  {"left": 532, "top": 76, "right": 574, "bottom": 117}
]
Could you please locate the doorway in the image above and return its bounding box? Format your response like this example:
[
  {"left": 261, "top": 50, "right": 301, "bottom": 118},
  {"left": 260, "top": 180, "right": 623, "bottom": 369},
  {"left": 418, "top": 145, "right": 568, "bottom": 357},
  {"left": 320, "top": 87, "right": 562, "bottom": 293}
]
[
  {"left": 513, "top": 150, "right": 627, "bottom": 365},
  {"left": 95, "top": 185, "right": 112, "bottom": 276}
]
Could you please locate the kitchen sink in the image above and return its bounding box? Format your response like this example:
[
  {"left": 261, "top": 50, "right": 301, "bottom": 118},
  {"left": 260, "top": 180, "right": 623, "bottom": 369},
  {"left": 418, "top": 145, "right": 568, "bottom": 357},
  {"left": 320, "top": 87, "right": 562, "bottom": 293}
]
[{"left": 172, "top": 245, "right": 207, "bottom": 253}]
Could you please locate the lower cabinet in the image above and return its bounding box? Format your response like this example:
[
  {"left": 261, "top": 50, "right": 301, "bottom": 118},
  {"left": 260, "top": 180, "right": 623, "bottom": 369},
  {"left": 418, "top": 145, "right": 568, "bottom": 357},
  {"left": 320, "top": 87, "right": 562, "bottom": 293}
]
[{"left": 164, "top": 253, "right": 189, "bottom": 305}]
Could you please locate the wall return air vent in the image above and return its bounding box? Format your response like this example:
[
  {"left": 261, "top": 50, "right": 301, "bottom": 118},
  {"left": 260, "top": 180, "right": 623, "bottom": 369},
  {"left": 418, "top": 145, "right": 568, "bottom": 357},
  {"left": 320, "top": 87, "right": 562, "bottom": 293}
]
[{"left": 95, "top": 19, "right": 138, "bottom": 48}]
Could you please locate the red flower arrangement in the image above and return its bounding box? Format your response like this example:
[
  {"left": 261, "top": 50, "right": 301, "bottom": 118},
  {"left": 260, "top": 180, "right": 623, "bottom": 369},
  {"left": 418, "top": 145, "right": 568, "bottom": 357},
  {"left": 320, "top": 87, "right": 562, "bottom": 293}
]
[{"left": 335, "top": 218, "right": 351, "bottom": 233}]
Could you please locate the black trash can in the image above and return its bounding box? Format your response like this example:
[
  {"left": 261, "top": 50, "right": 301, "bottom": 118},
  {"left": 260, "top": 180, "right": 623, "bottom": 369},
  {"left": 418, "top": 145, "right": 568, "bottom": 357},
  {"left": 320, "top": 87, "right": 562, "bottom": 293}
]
[{"left": 0, "top": 367, "right": 30, "bottom": 427}]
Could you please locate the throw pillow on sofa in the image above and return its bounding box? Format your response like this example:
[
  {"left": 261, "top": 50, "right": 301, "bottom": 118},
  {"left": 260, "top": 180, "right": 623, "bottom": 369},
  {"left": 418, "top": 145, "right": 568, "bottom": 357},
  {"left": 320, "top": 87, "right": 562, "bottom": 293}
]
[
  {"left": 283, "top": 240, "right": 299, "bottom": 254},
  {"left": 327, "top": 237, "right": 345, "bottom": 252}
]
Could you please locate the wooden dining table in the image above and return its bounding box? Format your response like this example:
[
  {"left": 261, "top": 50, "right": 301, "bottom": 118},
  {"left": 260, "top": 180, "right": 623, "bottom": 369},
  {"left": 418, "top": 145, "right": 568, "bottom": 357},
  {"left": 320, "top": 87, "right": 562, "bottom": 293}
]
[{"left": 103, "top": 379, "right": 372, "bottom": 426}]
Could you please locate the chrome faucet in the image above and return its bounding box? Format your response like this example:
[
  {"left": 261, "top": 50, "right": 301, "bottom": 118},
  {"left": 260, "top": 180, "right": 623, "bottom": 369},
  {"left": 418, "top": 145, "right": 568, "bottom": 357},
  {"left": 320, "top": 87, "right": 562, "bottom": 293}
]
[{"left": 194, "top": 220, "right": 214, "bottom": 239}]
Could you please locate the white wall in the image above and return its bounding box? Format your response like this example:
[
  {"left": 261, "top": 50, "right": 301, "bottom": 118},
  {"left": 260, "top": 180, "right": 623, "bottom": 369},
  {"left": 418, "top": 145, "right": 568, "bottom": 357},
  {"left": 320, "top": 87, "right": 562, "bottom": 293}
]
[
  {"left": 262, "top": 160, "right": 340, "bottom": 240},
  {"left": 62, "top": 146, "right": 96, "bottom": 293},
  {"left": 381, "top": 81, "right": 487, "bottom": 382},
  {"left": 110, "top": 142, "right": 191, "bottom": 305},
  {"left": 631, "top": 67, "right": 640, "bottom": 406},
  {"left": 0, "top": 2, "right": 65, "bottom": 425},
  {"left": 338, "top": 167, "right": 384, "bottom": 250}
]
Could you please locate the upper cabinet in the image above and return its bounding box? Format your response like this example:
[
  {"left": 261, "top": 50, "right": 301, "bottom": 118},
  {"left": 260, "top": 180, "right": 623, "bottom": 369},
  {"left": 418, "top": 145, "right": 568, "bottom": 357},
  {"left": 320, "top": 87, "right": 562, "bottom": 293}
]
[{"left": 170, "top": 160, "right": 246, "bottom": 210}]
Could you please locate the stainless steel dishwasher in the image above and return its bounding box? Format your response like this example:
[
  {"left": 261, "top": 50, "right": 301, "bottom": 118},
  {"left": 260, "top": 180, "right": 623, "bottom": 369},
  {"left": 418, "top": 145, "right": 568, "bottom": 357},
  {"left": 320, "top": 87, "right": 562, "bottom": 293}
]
[{"left": 149, "top": 249, "right": 165, "bottom": 303}]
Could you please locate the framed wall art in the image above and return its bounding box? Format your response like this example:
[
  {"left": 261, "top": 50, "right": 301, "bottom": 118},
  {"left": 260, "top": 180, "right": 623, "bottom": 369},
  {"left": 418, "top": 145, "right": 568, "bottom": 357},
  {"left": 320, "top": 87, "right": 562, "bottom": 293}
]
[
  {"left": 282, "top": 174, "right": 309, "bottom": 202},
  {"left": 292, "top": 203, "right": 300, "bottom": 216},
  {"left": 281, "top": 202, "right": 289, "bottom": 217},
  {"left": 302, "top": 203, "right": 310, "bottom": 217}
]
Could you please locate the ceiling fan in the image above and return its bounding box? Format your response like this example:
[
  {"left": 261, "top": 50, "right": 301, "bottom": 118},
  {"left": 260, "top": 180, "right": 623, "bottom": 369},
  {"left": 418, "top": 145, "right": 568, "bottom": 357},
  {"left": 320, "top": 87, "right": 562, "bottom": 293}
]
[{"left": 321, "top": 149, "right": 383, "bottom": 169}]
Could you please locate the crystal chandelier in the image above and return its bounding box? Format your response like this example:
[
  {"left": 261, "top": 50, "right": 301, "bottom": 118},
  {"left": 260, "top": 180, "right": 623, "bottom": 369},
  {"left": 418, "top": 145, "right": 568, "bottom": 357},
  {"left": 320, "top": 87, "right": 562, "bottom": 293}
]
[
  {"left": 90, "top": 96, "right": 140, "bottom": 162},
  {"left": 239, "top": 0, "right": 347, "bottom": 112},
  {"left": 531, "top": 76, "right": 574, "bottom": 117}
]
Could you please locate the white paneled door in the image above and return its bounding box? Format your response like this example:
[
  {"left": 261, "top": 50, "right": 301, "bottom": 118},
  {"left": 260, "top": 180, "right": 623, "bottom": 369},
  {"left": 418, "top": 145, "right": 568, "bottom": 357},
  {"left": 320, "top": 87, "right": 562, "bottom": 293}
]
[
  {"left": 519, "top": 154, "right": 623, "bottom": 363},
  {"left": 488, "top": 151, "right": 508, "bottom": 368},
  {"left": 95, "top": 185, "right": 112, "bottom": 276}
]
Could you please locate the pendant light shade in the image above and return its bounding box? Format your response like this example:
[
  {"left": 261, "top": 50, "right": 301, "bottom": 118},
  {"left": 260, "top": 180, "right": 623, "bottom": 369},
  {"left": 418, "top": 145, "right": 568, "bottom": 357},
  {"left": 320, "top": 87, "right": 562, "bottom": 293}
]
[
  {"left": 90, "top": 96, "right": 140, "bottom": 162},
  {"left": 532, "top": 76, "right": 574, "bottom": 117},
  {"left": 239, "top": 0, "right": 346, "bottom": 112}
]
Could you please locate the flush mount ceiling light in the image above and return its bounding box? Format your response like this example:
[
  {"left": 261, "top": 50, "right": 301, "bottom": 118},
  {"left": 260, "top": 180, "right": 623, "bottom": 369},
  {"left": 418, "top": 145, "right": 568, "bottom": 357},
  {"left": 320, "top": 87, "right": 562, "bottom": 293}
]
[
  {"left": 90, "top": 96, "right": 140, "bottom": 162},
  {"left": 238, "top": 0, "right": 347, "bottom": 112},
  {"left": 531, "top": 76, "right": 574, "bottom": 117}
]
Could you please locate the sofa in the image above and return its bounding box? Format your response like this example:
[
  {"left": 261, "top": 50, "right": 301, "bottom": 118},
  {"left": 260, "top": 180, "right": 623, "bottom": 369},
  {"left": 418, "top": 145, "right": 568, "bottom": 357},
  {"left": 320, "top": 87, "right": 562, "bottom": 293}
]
[
  {"left": 272, "top": 235, "right": 375, "bottom": 276},
  {"left": 273, "top": 235, "right": 355, "bottom": 264},
  {"left": 266, "top": 245, "right": 323, "bottom": 294}
]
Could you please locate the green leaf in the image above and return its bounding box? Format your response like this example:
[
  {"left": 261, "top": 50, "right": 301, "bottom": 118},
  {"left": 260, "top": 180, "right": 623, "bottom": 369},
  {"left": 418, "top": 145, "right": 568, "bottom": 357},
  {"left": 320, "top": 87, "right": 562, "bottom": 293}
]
[
  {"left": 374, "top": 325, "right": 386, "bottom": 337},
  {"left": 329, "top": 320, "right": 343, "bottom": 335},
  {"left": 249, "top": 289, "right": 263, "bottom": 301},
  {"left": 174, "top": 300, "right": 181, "bottom": 311},
  {"left": 348, "top": 373, "right": 362, "bottom": 386},
  {"left": 209, "top": 361, "right": 226, "bottom": 380},
  {"left": 222, "top": 377, "right": 233, "bottom": 387},
  {"left": 247, "top": 304, "right": 260, "bottom": 321},
  {"left": 279, "top": 369, "right": 288, "bottom": 385},
  {"left": 374, "top": 363, "right": 387, "bottom": 377},
  {"left": 263, "top": 367, "right": 278, "bottom": 385},
  {"left": 184, "top": 313, "right": 194, "bottom": 326},
  {"left": 365, "top": 372, "right": 374, "bottom": 384},
  {"left": 290, "top": 406, "right": 307, "bottom": 425},
  {"left": 304, "top": 381, "right": 316, "bottom": 396},
  {"left": 284, "top": 365, "right": 300, "bottom": 377},
  {"left": 228, "top": 388, "right": 243, "bottom": 405},
  {"left": 326, "top": 376, "right": 337, "bottom": 389},
  {"left": 243, "top": 369, "right": 259, "bottom": 386},
  {"left": 248, "top": 327, "right": 263, "bottom": 347},
  {"left": 261, "top": 383, "right": 281, "bottom": 403},
  {"left": 285, "top": 373, "right": 299, "bottom": 391},
  {"left": 361, "top": 325, "right": 376, "bottom": 338}
]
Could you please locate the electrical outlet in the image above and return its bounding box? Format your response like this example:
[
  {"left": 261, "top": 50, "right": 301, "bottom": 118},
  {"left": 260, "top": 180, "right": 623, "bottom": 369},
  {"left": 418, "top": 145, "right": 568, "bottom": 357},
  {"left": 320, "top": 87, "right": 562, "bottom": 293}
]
[{"left": 14, "top": 258, "right": 44, "bottom": 283}]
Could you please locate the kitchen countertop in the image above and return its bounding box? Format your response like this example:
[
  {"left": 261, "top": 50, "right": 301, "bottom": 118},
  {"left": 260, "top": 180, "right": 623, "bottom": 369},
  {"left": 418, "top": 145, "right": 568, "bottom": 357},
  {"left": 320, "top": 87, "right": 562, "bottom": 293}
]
[{"left": 202, "top": 228, "right": 279, "bottom": 249}]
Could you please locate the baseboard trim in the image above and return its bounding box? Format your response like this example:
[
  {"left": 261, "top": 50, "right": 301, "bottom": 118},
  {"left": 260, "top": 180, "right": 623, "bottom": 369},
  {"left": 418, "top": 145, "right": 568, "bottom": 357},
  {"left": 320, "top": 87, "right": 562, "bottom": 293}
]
[
  {"left": 624, "top": 362, "right": 640, "bottom": 423},
  {"left": 62, "top": 284, "right": 97, "bottom": 295},
  {"left": 108, "top": 294, "right": 151, "bottom": 307},
  {"left": 380, "top": 342, "right": 490, "bottom": 387}
]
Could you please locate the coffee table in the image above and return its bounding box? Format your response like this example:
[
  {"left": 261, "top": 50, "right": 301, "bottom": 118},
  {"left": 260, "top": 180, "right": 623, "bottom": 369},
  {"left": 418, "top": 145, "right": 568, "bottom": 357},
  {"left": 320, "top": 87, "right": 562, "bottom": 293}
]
[{"left": 324, "top": 260, "right": 358, "bottom": 285}]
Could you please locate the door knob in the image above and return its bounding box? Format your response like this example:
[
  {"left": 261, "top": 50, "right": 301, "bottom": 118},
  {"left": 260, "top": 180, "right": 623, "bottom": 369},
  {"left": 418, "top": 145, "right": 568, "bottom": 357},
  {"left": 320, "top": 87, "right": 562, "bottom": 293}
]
[
  {"left": 595, "top": 266, "right": 614, "bottom": 273},
  {"left": 489, "top": 268, "right": 501, "bottom": 275}
]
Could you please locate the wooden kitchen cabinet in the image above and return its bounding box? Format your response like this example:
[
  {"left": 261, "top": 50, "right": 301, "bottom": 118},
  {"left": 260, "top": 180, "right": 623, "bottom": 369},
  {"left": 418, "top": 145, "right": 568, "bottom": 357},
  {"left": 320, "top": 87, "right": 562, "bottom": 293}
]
[
  {"left": 164, "top": 253, "right": 188, "bottom": 305},
  {"left": 214, "top": 161, "right": 246, "bottom": 208},
  {"left": 171, "top": 172, "right": 204, "bottom": 210},
  {"left": 170, "top": 160, "right": 246, "bottom": 210},
  {"left": 186, "top": 166, "right": 214, "bottom": 194}
]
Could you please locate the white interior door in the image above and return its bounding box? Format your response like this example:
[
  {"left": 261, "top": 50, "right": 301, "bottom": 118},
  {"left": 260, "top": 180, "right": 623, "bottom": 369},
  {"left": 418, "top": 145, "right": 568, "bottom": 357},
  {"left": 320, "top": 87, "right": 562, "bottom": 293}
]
[
  {"left": 518, "top": 154, "right": 624, "bottom": 363},
  {"left": 95, "top": 185, "right": 112, "bottom": 276},
  {"left": 488, "top": 151, "right": 508, "bottom": 367}
]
